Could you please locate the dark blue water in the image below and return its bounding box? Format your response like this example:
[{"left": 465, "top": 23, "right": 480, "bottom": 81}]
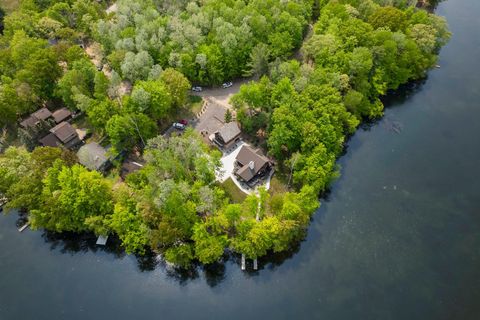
[{"left": 1, "top": 1, "right": 479, "bottom": 319}]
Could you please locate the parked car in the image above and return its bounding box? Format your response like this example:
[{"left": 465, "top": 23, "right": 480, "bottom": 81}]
[
  {"left": 222, "top": 81, "right": 233, "bottom": 88},
  {"left": 191, "top": 86, "right": 202, "bottom": 92},
  {"left": 173, "top": 122, "right": 186, "bottom": 130},
  {"left": 179, "top": 119, "right": 188, "bottom": 125}
]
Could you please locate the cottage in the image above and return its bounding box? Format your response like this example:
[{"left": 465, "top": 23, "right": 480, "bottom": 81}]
[
  {"left": 77, "top": 142, "right": 111, "bottom": 172},
  {"left": 19, "top": 107, "right": 53, "bottom": 128},
  {"left": 234, "top": 145, "right": 271, "bottom": 184},
  {"left": 213, "top": 122, "right": 241, "bottom": 149},
  {"left": 50, "top": 121, "right": 81, "bottom": 149},
  {"left": 52, "top": 108, "right": 72, "bottom": 124}
]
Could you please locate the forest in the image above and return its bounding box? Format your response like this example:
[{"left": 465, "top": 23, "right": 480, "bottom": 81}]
[{"left": 0, "top": 0, "right": 449, "bottom": 267}]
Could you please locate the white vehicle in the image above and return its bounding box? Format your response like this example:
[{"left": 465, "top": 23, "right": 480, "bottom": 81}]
[
  {"left": 173, "top": 122, "right": 186, "bottom": 130},
  {"left": 222, "top": 81, "right": 233, "bottom": 88},
  {"left": 191, "top": 86, "right": 202, "bottom": 92}
]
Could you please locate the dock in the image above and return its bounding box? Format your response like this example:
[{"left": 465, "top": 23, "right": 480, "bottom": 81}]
[
  {"left": 96, "top": 235, "right": 109, "bottom": 246},
  {"left": 241, "top": 254, "right": 246, "bottom": 270},
  {"left": 18, "top": 222, "right": 30, "bottom": 232},
  {"left": 253, "top": 259, "right": 258, "bottom": 270}
]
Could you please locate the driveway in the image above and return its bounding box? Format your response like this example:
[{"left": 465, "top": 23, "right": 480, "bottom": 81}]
[
  {"left": 192, "top": 101, "right": 226, "bottom": 137},
  {"left": 192, "top": 78, "right": 253, "bottom": 110},
  {"left": 216, "top": 141, "right": 253, "bottom": 195},
  {"left": 217, "top": 141, "right": 245, "bottom": 183}
]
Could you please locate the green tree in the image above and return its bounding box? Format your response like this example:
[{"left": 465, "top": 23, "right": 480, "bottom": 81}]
[
  {"left": 160, "top": 68, "right": 190, "bottom": 108},
  {"left": 192, "top": 222, "right": 227, "bottom": 264},
  {"left": 30, "top": 163, "right": 114, "bottom": 232}
]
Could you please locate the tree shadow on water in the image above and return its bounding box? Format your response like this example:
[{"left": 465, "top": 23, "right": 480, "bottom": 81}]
[
  {"left": 381, "top": 78, "right": 428, "bottom": 109},
  {"left": 41, "top": 230, "right": 127, "bottom": 259}
]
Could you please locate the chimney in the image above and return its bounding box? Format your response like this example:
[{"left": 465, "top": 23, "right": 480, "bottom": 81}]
[{"left": 249, "top": 161, "right": 255, "bottom": 170}]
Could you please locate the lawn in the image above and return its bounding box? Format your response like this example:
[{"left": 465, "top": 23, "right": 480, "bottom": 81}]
[{"left": 221, "top": 178, "right": 247, "bottom": 203}]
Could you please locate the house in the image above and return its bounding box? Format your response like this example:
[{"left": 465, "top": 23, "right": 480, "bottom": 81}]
[
  {"left": 19, "top": 107, "right": 53, "bottom": 128},
  {"left": 52, "top": 108, "right": 72, "bottom": 124},
  {"left": 77, "top": 142, "right": 111, "bottom": 172},
  {"left": 50, "top": 121, "right": 81, "bottom": 149},
  {"left": 213, "top": 121, "right": 241, "bottom": 149},
  {"left": 234, "top": 145, "right": 272, "bottom": 184}
]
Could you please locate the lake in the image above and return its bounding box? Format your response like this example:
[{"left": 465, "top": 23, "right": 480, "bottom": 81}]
[{"left": 1, "top": 1, "right": 479, "bottom": 319}]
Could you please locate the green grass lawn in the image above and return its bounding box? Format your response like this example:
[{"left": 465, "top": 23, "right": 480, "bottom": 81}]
[{"left": 221, "top": 178, "right": 247, "bottom": 203}]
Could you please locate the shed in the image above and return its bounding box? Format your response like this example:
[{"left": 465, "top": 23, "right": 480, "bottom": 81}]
[{"left": 77, "top": 142, "right": 110, "bottom": 172}]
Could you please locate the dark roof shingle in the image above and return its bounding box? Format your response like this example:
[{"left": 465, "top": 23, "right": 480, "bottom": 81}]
[
  {"left": 39, "top": 133, "right": 62, "bottom": 147},
  {"left": 52, "top": 108, "right": 72, "bottom": 123},
  {"left": 32, "top": 108, "right": 52, "bottom": 121},
  {"left": 50, "top": 122, "right": 78, "bottom": 143},
  {"left": 216, "top": 122, "right": 241, "bottom": 144},
  {"left": 235, "top": 145, "right": 270, "bottom": 182}
]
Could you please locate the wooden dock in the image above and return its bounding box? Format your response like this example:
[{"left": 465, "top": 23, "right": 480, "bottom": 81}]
[
  {"left": 241, "top": 254, "right": 246, "bottom": 270},
  {"left": 253, "top": 259, "right": 258, "bottom": 270},
  {"left": 18, "top": 222, "right": 30, "bottom": 232}
]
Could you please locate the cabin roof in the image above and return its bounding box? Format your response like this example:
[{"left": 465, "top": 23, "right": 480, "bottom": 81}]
[
  {"left": 32, "top": 107, "right": 52, "bottom": 121},
  {"left": 52, "top": 108, "right": 72, "bottom": 123},
  {"left": 216, "top": 122, "right": 241, "bottom": 144},
  {"left": 235, "top": 145, "right": 269, "bottom": 181},
  {"left": 39, "top": 133, "right": 61, "bottom": 147},
  {"left": 19, "top": 116, "right": 38, "bottom": 128},
  {"left": 50, "top": 122, "right": 77, "bottom": 143}
]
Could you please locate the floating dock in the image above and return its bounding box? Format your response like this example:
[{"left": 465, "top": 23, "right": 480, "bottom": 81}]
[
  {"left": 18, "top": 222, "right": 30, "bottom": 232},
  {"left": 253, "top": 259, "right": 258, "bottom": 270},
  {"left": 241, "top": 254, "right": 246, "bottom": 270}
]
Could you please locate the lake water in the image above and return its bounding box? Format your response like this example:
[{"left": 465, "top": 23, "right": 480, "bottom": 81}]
[{"left": 1, "top": 1, "right": 479, "bottom": 319}]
